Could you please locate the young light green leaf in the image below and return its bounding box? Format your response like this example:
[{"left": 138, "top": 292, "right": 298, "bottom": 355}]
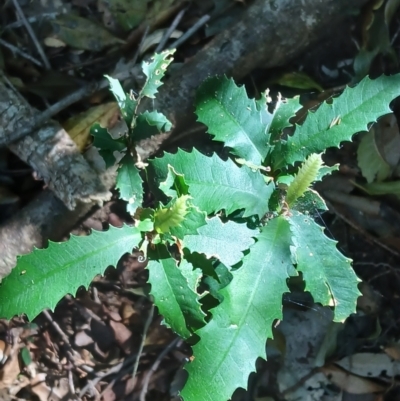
[
  {"left": 288, "top": 212, "right": 361, "bottom": 322},
  {"left": 105, "top": 75, "right": 137, "bottom": 124},
  {"left": 130, "top": 110, "right": 172, "bottom": 141},
  {"left": 272, "top": 74, "right": 400, "bottom": 169},
  {"left": 157, "top": 167, "right": 206, "bottom": 238},
  {"left": 196, "top": 76, "right": 272, "bottom": 165},
  {"left": 181, "top": 217, "right": 292, "bottom": 401},
  {"left": 116, "top": 154, "right": 144, "bottom": 214},
  {"left": 286, "top": 153, "right": 323, "bottom": 207},
  {"left": 0, "top": 226, "right": 141, "bottom": 320},
  {"left": 147, "top": 245, "right": 205, "bottom": 338},
  {"left": 141, "top": 49, "right": 175, "bottom": 99},
  {"left": 269, "top": 96, "right": 302, "bottom": 142},
  {"left": 183, "top": 216, "right": 257, "bottom": 267},
  {"left": 150, "top": 149, "right": 274, "bottom": 218},
  {"left": 154, "top": 195, "right": 191, "bottom": 234}
]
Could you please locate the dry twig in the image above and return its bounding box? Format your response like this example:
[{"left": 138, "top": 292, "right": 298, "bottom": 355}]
[
  {"left": 11, "top": 0, "right": 51, "bottom": 69},
  {"left": 132, "top": 304, "right": 155, "bottom": 383},
  {"left": 168, "top": 14, "right": 210, "bottom": 49},
  {"left": 140, "top": 337, "right": 181, "bottom": 401},
  {"left": 155, "top": 7, "right": 187, "bottom": 53}
]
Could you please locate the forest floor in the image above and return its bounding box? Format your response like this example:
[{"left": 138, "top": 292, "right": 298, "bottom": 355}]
[{"left": 1, "top": 1, "right": 400, "bottom": 401}]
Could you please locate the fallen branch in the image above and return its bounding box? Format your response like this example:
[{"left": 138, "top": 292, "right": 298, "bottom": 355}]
[
  {"left": 0, "top": 79, "right": 111, "bottom": 209},
  {"left": 138, "top": 0, "right": 369, "bottom": 158}
]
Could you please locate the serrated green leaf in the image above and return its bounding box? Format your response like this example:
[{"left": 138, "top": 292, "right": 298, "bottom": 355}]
[
  {"left": 184, "top": 251, "right": 217, "bottom": 280},
  {"left": 179, "top": 258, "right": 203, "bottom": 297},
  {"left": 116, "top": 155, "right": 144, "bottom": 214},
  {"left": 131, "top": 110, "right": 172, "bottom": 141},
  {"left": 255, "top": 90, "right": 270, "bottom": 114},
  {"left": 0, "top": 226, "right": 141, "bottom": 320},
  {"left": 105, "top": 75, "right": 126, "bottom": 106},
  {"left": 291, "top": 189, "right": 328, "bottom": 215},
  {"left": 91, "top": 124, "right": 127, "bottom": 151},
  {"left": 154, "top": 195, "right": 191, "bottom": 233},
  {"left": 234, "top": 158, "right": 271, "bottom": 173},
  {"left": 272, "top": 74, "right": 400, "bottom": 169},
  {"left": 316, "top": 164, "right": 339, "bottom": 181},
  {"left": 181, "top": 217, "right": 292, "bottom": 401},
  {"left": 147, "top": 245, "right": 205, "bottom": 338},
  {"left": 150, "top": 149, "right": 274, "bottom": 218},
  {"left": 270, "top": 96, "right": 302, "bottom": 142},
  {"left": 286, "top": 154, "right": 323, "bottom": 207},
  {"left": 91, "top": 123, "right": 126, "bottom": 168},
  {"left": 196, "top": 76, "right": 272, "bottom": 165},
  {"left": 288, "top": 212, "right": 361, "bottom": 322},
  {"left": 183, "top": 216, "right": 256, "bottom": 267},
  {"left": 203, "top": 262, "right": 233, "bottom": 302},
  {"left": 105, "top": 75, "right": 138, "bottom": 124},
  {"left": 141, "top": 49, "right": 175, "bottom": 99},
  {"left": 159, "top": 165, "right": 189, "bottom": 198}
]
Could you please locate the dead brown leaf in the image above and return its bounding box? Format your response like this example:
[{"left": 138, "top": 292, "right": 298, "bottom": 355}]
[{"left": 320, "top": 364, "right": 386, "bottom": 394}]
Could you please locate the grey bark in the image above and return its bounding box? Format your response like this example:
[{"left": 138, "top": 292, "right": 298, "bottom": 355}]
[
  {"left": 0, "top": 191, "right": 95, "bottom": 277},
  {"left": 8, "top": 121, "right": 111, "bottom": 209},
  {"left": 0, "top": 79, "right": 111, "bottom": 209}
]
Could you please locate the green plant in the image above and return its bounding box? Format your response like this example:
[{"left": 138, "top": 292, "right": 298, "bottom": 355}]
[{"left": 1, "top": 49, "right": 400, "bottom": 400}]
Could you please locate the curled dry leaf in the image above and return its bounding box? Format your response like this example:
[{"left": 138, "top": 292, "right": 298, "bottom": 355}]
[
  {"left": 30, "top": 373, "right": 69, "bottom": 401},
  {"left": 335, "top": 352, "right": 400, "bottom": 378},
  {"left": 321, "top": 364, "right": 385, "bottom": 394},
  {"left": 0, "top": 348, "right": 20, "bottom": 390},
  {"left": 357, "top": 114, "right": 400, "bottom": 183},
  {"left": 62, "top": 102, "right": 121, "bottom": 152}
]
